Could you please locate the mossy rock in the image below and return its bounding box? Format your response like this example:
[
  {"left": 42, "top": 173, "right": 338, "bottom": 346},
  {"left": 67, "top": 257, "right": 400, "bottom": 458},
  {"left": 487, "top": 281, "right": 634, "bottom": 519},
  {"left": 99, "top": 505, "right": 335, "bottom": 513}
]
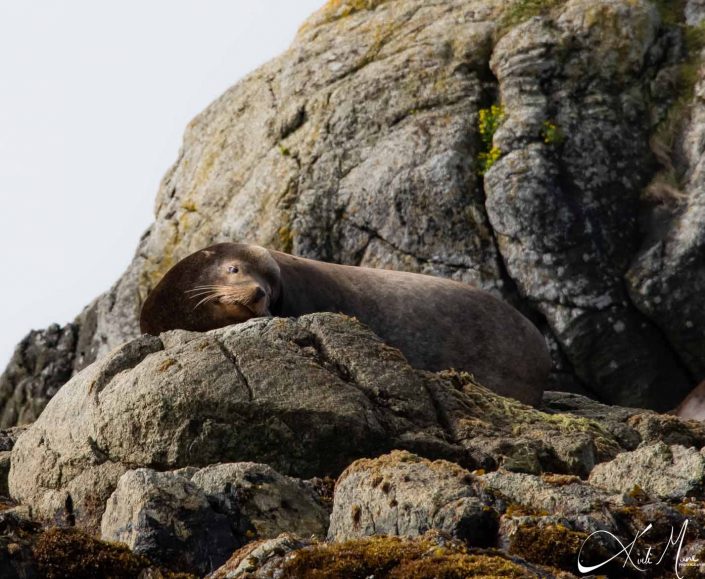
[
  {"left": 32, "top": 528, "right": 195, "bottom": 579},
  {"left": 280, "top": 534, "right": 552, "bottom": 578}
]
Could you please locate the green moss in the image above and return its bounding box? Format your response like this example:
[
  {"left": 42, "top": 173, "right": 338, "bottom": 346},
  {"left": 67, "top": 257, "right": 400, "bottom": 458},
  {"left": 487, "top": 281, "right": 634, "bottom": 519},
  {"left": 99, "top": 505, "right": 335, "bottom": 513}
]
[
  {"left": 278, "top": 143, "right": 291, "bottom": 157},
  {"left": 281, "top": 535, "right": 534, "bottom": 578},
  {"left": 649, "top": 0, "right": 687, "bottom": 26},
  {"left": 323, "top": 0, "right": 390, "bottom": 20},
  {"left": 500, "top": 0, "right": 566, "bottom": 30},
  {"left": 477, "top": 105, "right": 505, "bottom": 175},
  {"left": 542, "top": 120, "right": 564, "bottom": 145}
]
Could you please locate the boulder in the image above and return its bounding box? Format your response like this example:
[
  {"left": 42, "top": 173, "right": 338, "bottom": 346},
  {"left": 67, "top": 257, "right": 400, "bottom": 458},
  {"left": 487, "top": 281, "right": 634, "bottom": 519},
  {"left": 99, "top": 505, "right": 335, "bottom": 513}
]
[
  {"left": 9, "top": 313, "right": 643, "bottom": 533},
  {"left": 588, "top": 442, "right": 705, "bottom": 501},
  {"left": 8, "top": 314, "right": 461, "bottom": 531},
  {"left": 100, "top": 468, "right": 236, "bottom": 575},
  {"left": 190, "top": 462, "right": 329, "bottom": 540},
  {"left": 328, "top": 451, "right": 497, "bottom": 546}
]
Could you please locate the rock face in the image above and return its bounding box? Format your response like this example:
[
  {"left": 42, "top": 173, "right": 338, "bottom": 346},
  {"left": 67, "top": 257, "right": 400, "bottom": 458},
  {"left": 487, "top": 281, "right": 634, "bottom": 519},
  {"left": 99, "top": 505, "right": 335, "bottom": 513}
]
[
  {"left": 6, "top": 312, "right": 653, "bottom": 533},
  {"left": 0, "top": 324, "right": 77, "bottom": 428},
  {"left": 3, "top": 0, "right": 705, "bottom": 418},
  {"left": 484, "top": 0, "right": 693, "bottom": 409}
]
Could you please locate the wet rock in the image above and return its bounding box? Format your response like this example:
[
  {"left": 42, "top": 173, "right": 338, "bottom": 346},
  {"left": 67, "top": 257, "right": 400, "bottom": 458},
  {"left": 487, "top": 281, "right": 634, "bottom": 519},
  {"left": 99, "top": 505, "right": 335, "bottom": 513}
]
[
  {"left": 0, "top": 428, "right": 27, "bottom": 453},
  {"left": 0, "top": 453, "right": 10, "bottom": 496},
  {"left": 0, "top": 510, "right": 41, "bottom": 579}
]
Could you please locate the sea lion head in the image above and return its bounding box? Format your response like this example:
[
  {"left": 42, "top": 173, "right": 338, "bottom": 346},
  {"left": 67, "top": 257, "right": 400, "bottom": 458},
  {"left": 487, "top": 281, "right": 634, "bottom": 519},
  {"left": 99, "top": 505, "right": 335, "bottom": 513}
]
[{"left": 140, "top": 243, "right": 281, "bottom": 335}]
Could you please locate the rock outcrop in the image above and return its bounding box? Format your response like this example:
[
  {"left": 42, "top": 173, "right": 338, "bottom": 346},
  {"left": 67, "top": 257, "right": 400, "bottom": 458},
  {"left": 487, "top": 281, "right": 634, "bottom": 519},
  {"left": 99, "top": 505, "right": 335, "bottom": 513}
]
[
  {"left": 4, "top": 313, "right": 705, "bottom": 576},
  {"left": 3, "top": 0, "right": 705, "bottom": 419},
  {"left": 0, "top": 324, "right": 77, "bottom": 429},
  {"left": 3, "top": 0, "right": 705, "bottom": 576}
]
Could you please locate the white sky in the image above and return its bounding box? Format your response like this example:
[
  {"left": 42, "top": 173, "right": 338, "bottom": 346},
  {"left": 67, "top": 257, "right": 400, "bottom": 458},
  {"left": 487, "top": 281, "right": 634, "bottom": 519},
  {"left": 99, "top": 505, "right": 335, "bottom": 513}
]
[{"left": 0, "top": 1, "right": 324, "bottom": 370}]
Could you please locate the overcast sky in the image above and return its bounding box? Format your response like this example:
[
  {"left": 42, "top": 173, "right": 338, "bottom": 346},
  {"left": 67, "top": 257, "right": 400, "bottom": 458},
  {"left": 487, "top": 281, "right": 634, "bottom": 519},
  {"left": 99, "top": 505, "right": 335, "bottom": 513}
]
[{"left": 0, "top": 1, "right": 323, "bottom": 370}]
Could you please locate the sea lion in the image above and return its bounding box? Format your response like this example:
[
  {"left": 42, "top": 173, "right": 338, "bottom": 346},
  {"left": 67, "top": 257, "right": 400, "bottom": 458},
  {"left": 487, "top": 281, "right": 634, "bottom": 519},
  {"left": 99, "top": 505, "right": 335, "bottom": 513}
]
[
  {"left": 140, "top": 243, "right": 551, "bottom": 405},
  {"left": 673, "top": 381, "right": 705, "bottom": 421}
]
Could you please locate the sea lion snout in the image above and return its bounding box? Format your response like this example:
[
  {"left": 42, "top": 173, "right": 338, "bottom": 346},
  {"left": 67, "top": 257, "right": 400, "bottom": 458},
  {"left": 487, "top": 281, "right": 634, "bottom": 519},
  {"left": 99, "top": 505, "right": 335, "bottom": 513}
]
[{"left": 252, "top": 286, "right": 266, "bottom": 302}]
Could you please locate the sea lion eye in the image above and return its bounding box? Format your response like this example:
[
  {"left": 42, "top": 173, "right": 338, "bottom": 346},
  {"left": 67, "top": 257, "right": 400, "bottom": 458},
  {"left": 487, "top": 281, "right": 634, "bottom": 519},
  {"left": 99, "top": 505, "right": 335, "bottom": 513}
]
[{"left": 227, "top": 266, "right": 239, "bottom": 274}]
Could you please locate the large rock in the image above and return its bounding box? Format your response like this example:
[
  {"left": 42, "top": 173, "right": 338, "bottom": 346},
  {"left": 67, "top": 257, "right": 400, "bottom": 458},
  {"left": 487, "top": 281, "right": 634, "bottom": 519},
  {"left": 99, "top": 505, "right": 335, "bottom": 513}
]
[
  {"left": 4, "top": 0, "right": 705, "bottom": 422},
  {"left": 8, "top": 314, "right": 461, "bottom": 532},
  {"left": 10, "top": 313, "right": 653, "bottom": 533},
  {"left": 484, "top": 0, "right": 693, "bottom": 410},
  {"left": 327, "top": 450, "right": 497, "bottom": 545},
  {"left": 100, "top": 468, "right": 236, "bottom": 575}
]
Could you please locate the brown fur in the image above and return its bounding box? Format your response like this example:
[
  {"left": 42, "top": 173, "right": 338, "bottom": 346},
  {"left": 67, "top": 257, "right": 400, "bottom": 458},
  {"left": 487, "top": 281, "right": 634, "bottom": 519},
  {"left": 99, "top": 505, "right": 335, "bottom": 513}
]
[{"left": 140, "top": 243, "right": 551, "bottom": 406}]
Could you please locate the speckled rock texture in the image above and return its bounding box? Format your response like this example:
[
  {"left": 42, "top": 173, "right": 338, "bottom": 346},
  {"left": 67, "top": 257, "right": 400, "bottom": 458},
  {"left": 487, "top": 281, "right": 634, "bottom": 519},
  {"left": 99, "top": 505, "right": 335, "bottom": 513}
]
[
  {"left": 189, "top": 463, "right": 329, "bottom": 541},
  {"left": 320, "top": 451, "right": 705, "bottom": 578},
  {"left": 4, "top": 313, "right": 705, "bottom": 576},
  {"left": 3, "top": 0, "right": 705, "bottom": 421},
  {"left": 0, "top": 324, "right": 77, "bottom": 428},
  {"left": 327, "top": 450, "right": 498, "bottom": 545},
  {"left": 10, "top": 313, "right": 633, "bottom": 533},
  {"left": 100, "top": 468, "right": 235, "bottom": 575}
]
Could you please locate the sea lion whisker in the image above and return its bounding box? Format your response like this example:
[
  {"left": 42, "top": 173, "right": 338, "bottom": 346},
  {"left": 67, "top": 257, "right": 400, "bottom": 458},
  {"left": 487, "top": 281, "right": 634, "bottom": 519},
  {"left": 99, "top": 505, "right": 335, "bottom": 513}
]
[
  {"left": 186, "top": 290, "right": 223, "bottom": 299},
  {"left": 193, "top": 293, "right": 225, "bottom": 309},
  {"left": 185, "top": 285, "right": 230, "bottom": 294}
]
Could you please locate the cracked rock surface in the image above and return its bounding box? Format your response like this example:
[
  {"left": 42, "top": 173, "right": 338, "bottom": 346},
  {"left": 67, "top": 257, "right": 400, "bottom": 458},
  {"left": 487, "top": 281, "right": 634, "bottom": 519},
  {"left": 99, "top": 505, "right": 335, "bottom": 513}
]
[
  {"left": 4, "top": 0, "right": 705, "bottom": 420},
  {"left": 8, "top": 313, "right": 703, "bottom": 533},
  {"left": 5, "top": 313, "right": 705, "bottom": 576}
]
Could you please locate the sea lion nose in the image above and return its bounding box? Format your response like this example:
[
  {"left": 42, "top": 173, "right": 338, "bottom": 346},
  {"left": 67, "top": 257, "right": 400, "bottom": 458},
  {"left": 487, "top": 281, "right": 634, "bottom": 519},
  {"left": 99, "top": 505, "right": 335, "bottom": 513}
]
[{"left": 253, "top": 286, "right": 266, "bottom": 302}]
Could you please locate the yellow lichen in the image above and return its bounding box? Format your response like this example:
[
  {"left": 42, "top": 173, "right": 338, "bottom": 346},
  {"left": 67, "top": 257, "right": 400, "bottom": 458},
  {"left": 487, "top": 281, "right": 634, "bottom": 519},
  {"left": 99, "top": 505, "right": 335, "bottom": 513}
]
[
  {"left": 281, "top": 535, "right": 534, "bottom": 578},
  {"left": 500, "top": 0, "right": 566, "bottom": 31},
  {"left": 157, "top": 358, "right": 177, "bottom": 373},
  {"left": 508, "top": 523, "right": 589, "bottom": 570}
]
